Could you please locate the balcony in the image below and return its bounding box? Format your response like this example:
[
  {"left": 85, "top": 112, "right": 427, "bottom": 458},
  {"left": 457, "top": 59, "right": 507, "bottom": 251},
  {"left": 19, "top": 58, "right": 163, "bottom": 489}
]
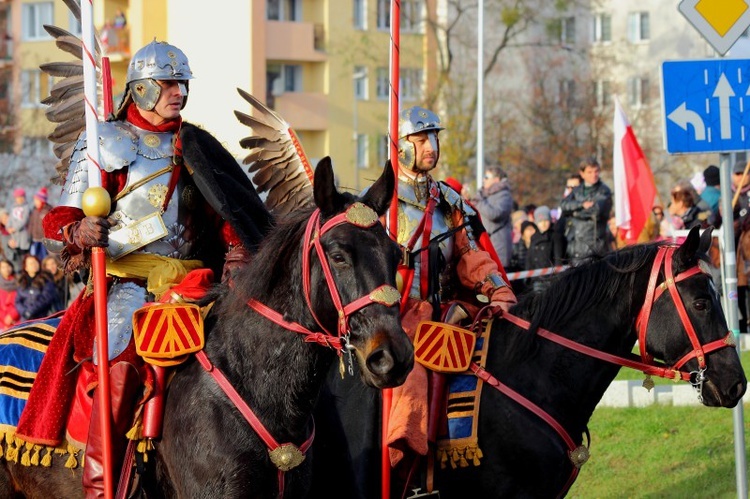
[
  {"left": 271, "top": 92, "right": 328, "bottom": 131},
  {"left": 100, "top": 26, "right": 130, "bottom": 60},
  {"left": 266, "top": 21, "right": 326, "bottom": 62}
]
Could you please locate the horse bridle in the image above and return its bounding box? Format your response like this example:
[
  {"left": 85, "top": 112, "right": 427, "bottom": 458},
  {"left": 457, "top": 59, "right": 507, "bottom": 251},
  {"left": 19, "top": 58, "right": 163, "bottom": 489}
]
[
  {"left": 635, "top": 245, "right": 734, "bottom": 398},
  {"left": 198, "top": 202, "right": 400, "bottom": 498}
]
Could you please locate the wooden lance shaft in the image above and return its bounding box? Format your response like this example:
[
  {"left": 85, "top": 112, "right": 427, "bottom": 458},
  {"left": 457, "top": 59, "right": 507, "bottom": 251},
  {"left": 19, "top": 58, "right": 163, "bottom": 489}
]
[{"left": 82, "top": 187, "right": 114, "bottom": 499}]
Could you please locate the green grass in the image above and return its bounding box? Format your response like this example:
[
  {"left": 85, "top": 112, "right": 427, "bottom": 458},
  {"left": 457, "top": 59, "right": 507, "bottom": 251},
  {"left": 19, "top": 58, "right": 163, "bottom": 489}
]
[
  {"left": 566, "top": 349, "right": 750, "bottom": 498},
  {"left": 567, "top": 404, "right": 748, "bottom": 498}
]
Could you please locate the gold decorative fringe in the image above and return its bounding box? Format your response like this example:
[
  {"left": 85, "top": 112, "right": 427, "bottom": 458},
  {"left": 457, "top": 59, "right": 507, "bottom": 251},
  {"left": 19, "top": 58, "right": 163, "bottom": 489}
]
[
  {"left": 64, "top": 444, "right": 79, "bottom": 469},
  {"left": 126, "top": 406, "right": 152, "bottom": 463},
  {"left": 0, "top": 430, "right": 84, "bottom": 469},
  {"left": 437, "top": 443, "right": 484, "bottom": 469},
  {"left": 20, "top": 441, "right": 33, "bottom": 466},
  {"left": 40, "top": 447, "right": 53, "bottom": 467}
]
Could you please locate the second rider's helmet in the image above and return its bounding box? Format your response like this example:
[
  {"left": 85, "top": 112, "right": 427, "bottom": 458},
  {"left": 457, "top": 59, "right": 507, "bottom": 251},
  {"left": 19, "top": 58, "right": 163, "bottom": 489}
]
[{"left": 397, "top": 106, "right": 444, "bottom": 171}]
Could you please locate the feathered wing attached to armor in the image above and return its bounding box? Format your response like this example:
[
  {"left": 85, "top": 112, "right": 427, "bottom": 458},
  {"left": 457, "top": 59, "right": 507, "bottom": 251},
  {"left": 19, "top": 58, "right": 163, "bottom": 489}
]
[
  {"left": 234, "top": 88, "right": 314, "bottom": 216},
  {"left": 40, "top": 0, "right": 103, "bottom": 186}
]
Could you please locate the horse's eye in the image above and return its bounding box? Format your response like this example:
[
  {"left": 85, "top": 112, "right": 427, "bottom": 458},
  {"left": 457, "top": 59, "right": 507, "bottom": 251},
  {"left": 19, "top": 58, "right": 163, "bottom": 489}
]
[
  {"left": 329, "top": 252, "right": 348, "bottom": 266},
  {"left": 694, "top": 300, "right": 707, "bottom": 311}
]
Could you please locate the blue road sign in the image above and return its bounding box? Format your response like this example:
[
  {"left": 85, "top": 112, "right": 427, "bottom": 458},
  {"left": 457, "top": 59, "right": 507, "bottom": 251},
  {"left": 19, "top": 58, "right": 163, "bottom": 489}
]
[{"left": 661, "top": 59, "right": 750, "bottom": 154}]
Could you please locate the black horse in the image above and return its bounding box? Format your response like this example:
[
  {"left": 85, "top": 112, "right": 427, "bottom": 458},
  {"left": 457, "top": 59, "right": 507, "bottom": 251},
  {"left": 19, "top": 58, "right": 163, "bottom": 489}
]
[
  {"left": 0, "top": 158, "right": 414, "bottom": 498},
  {"left": 313, "top": 226, "right": 747, "bottom": 498}
]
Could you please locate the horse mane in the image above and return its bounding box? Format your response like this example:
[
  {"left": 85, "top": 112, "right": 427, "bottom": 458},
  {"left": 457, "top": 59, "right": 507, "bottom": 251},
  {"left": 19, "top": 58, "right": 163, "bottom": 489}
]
[
  {"left": 501, "top": 241, "right": 665, "bottom": 365},
  {"left": 207, "top": 190, "right": 360, "bottom": 320}
]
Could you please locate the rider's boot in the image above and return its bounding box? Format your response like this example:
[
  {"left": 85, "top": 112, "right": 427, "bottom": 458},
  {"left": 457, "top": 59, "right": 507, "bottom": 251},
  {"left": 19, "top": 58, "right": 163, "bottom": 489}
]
[{"left": 82, "top": 361, "right": 141, "bottom": 499}]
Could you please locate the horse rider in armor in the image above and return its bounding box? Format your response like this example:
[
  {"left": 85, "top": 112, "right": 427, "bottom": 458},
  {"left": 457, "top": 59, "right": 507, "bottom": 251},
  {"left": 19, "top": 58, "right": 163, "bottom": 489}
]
[
  {"left": 315, "top": 106, "right": 517, "bottom": 497},
  {"left": 16, "top": 41, "right": 271, "bottom": 497}
]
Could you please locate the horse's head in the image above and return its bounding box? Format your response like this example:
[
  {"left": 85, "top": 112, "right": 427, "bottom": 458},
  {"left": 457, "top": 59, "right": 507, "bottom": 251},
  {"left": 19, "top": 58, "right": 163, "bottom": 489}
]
[
  {"left": 644, "top": 226, "right": 747, "bottom": 407},
  {"left": 307, "top": 158, "right": 413, "bottom": 389}
]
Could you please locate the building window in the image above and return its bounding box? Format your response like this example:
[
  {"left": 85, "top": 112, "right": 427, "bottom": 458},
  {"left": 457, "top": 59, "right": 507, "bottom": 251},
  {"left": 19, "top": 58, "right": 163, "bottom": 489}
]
[
  {"left": 627, "top": 77, "right": 649, "bottom": 107},
  {"left": 354, "top": 66, "right": 368, "bottom": 100},
  {"left": 267, "top": 0, "right": 301, "bottom": 21},
  {"left": 267, "top": 63, "right": 302, "bottom": 97},
  {"left": 21, "top": 70, "right": 41, "bottom": 108},
  {"left": 593, "top": 80, "right": 610, "bottom": 108},
  {"left": 376, "top": 67, "right": 389, "bottom": 99},
  {"left": 22, "top": 2, "right": 53, "bottom": 41},
  {"left": 377, "top": 0, "right": 423, "bottom": 32},
  {"left": 402, "top": 0, "right": 424, "bottom": 33},
  {"left": 592, "top": 13, "right": 611, "bottom": 43},
  {"left": 561, "top": 16, "right": 576, "bottom": 45},
  {"left": 401, "top": 68, "right": 423, "bottom": 101},
  {"left": 69, "top": 11, "right": 82, "bottom": 36},
  {"left": 353, "top": 0, "right": 367, "bottom": 30},
  {"left": 558, "top": 79, "right": 576, "bottom": 109},
  {"left": 356, "top": 134, "right": 369, "bottom": 168},
  {"left": 627, "top": 12, "right": 650, "bottom": 42}
]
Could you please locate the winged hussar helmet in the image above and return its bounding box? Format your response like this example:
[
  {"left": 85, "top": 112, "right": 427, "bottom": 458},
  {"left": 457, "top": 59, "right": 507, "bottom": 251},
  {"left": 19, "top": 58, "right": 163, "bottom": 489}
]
[
  {"left": 126, "top": 40, "right": 193, "bottom": 111},
  {"left": 397, "top": 106, "right": 443, "bottom": 171}
]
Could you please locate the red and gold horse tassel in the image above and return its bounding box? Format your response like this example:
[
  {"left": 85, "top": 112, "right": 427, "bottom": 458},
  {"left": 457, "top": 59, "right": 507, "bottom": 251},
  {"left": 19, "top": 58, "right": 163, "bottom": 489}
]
[
  {"left": 414, "top": 321, "right": 477, "bottom": 373},
  {"left": 132, "top": 303, "right": 205, "bottom": 367}
]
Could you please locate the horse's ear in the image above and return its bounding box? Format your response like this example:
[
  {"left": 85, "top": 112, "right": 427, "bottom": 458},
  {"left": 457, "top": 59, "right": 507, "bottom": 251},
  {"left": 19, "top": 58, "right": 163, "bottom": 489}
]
[
  {"left": 313, "top": 156, "right": 347, "bottom": 216},
  {"left": 674, "top": 225, "right": 704, "bottom": 269},
  {"left": 698, "top": 226, "right": 714, "bottom": 255},
  {"left": 361, "top": 160, "right": 396, "bottom": 217}
]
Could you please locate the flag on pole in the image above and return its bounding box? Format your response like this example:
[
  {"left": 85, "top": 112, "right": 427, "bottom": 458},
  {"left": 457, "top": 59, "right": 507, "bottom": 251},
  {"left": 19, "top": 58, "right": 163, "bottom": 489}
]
[{"left": 613, "top": 97, "right": 657, "bottom": 244}]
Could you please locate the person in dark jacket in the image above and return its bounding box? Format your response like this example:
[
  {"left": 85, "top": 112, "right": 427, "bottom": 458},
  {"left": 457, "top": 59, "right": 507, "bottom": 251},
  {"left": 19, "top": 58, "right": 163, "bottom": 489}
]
[
  {"left": 526, "top": 206, "right": 565, "bottom": 292},
  {"left": 14, "top": 254, "right": 60, "bottom": 320},
  {"left": 560, "top": 158, "right": 613, "bottom": 262},
  {"left": 473, "top": 165, "right": 514, "bottom": 267},
  {"left": 526, "top": 205, "right": 565, "bottom": 270}
]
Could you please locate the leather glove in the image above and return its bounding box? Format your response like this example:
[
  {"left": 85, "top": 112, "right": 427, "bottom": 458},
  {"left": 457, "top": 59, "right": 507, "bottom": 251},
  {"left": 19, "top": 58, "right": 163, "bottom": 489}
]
[
  {"left": 62, "top": 216, "right": 111, "bottom": 253},
  {"left": 222, "top": 245, "right": 252, "bottom": 285},
  {"left": 488, "top": 284, "right": 516, "bottom": 316}
]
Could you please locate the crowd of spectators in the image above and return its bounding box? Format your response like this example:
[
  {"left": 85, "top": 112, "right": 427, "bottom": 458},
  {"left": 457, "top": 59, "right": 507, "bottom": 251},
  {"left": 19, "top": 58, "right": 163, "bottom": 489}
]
[
  {"left": 452, "top": 157, "right": 726, "bottom": 296},
  {"left": 0, "top": 186, "right": 84, "bottom": 331}
]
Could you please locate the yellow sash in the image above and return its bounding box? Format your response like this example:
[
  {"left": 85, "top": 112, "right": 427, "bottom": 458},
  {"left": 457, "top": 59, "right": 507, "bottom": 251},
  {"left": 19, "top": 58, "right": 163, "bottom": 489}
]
[{"left": 105, "top": 253, "right": 204, "bottom": 301}]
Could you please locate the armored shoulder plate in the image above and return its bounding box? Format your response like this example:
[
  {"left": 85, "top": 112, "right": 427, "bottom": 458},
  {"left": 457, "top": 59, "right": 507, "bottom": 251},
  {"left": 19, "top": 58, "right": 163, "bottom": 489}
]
[
  {"left": 439, "top": 182, "right": 477, "bottom": 219},
  {"left": 98, "top": 121, "right": 139, "bottom": 172}
]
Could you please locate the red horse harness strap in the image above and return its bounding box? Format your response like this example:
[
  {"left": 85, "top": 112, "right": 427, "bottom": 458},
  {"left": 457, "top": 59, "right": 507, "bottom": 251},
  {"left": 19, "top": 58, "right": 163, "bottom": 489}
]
[
  {"left": 195, "top": 350, "right": 314, "bottom": 498},
  {"left": 469, "top": 362, "right": 587, "bottom": 498}
]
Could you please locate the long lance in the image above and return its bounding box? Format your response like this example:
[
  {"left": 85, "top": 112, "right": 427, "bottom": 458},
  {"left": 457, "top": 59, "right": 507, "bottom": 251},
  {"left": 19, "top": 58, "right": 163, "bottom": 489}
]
[
  {"left": 383, "top": 1, "right": 401, "bottom": 497},
  {"left": 80, "top": 2, "right": 114, "bottom": 498}
]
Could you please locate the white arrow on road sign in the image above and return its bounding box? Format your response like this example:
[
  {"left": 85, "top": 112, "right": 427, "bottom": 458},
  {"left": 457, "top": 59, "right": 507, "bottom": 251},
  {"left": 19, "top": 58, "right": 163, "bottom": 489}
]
[
  {"left": 713, "top": 73, "right": 735, "bottom": 139},
  {"left": 667, "top": 102, "right": 706, "bottom": 140}
]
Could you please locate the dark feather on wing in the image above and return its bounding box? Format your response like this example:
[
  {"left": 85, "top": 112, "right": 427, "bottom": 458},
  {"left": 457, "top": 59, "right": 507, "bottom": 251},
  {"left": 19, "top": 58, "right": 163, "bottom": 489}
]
[{"left": 234, "top": 88, "right": 314, "bottom": 215}]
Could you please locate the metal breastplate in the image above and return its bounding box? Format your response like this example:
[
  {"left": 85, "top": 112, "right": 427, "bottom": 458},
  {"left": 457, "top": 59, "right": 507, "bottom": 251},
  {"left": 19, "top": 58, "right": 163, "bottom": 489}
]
[
  {"left": 111, "top": 133, "right": 203, "bottom": 259},
  {"left": 397, "top": 174, "right": 455, "bottom": 300}
]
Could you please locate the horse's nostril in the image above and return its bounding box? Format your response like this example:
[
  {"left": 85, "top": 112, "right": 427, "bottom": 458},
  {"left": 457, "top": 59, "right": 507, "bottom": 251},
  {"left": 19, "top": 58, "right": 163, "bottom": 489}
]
[{"left": 367, "top": 349, "right": 395, "bottom": 375}]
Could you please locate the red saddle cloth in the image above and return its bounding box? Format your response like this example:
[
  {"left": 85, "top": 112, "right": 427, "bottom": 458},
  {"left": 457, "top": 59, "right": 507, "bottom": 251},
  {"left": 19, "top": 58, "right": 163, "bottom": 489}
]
[{"left": 16, "top": 269, "right": 213, "bottom": 447}]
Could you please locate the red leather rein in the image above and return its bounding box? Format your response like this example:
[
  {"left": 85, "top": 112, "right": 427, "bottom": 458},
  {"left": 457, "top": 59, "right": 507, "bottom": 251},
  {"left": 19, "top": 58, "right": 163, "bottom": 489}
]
[
  {"left": 474, "top": 245, "right": 735, "bottom": 498},
  {"left": 197, "top": 203, "right": 400, "bottom": 498}
]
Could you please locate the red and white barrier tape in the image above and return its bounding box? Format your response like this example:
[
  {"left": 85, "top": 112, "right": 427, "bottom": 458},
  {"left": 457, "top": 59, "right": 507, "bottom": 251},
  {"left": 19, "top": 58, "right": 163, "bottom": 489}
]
[{"left": 506, "top": 265, "right": 569, "bottom": 281}]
